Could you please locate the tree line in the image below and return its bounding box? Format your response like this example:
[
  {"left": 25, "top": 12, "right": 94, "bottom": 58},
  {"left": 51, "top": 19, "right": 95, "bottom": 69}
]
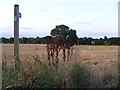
[{"left": 0, "top": 36, "right": 119, "bottom": 45}]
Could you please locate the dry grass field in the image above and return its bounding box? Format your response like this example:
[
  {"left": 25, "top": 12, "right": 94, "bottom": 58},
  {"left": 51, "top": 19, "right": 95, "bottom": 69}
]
[
  {"left": 2, "top": 44, "right": 119, "bottom": 88},
  {"left": 2, "top": 44, "right": 118, "bottom": 66}
]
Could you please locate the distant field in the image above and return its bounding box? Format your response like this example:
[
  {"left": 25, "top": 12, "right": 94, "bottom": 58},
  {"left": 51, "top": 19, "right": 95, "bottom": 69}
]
[
  {"left": 2, "top": 44, "right": 118, "bottom": 67},
  {"left": 2, "top": 44, "right": 119, "bottom": 88}
]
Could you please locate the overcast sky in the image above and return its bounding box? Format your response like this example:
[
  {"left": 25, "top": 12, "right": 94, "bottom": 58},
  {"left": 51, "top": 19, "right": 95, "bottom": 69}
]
[{"left": 0, "top": 0, "right": 118, "bottom": 38}]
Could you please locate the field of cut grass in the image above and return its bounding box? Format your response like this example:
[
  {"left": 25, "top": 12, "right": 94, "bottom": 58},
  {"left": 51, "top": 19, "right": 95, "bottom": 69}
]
[{"left": 2, "top": 44, "right": 119, "bottom": 88}]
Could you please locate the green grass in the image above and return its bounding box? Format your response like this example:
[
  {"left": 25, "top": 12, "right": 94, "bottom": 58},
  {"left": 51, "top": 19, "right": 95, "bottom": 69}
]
[
  {"left": 2, "top": 59, "right": 92, "bottom": 88},
  {"left": 70, "top": 64, "right": 90, "bottom": 88},
  {"left": 2, "top": 58, "right": 118, "bottom": 88}
]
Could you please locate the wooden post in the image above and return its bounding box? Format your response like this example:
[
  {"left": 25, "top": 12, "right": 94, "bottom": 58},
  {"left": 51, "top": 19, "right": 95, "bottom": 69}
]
[
  {"left": 0, "top": 43, "right": 2, "bottom": 89},
  {"left": 14, "top": 4, "right": 19, "bottom": 69},
  {"left": 118, "top": 1, "right": 120, "bottom": 88}
]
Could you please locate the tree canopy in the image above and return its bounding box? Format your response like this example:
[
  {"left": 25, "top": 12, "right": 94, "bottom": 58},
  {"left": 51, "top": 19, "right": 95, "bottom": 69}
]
[{"left": 50, "top": 24, "right": 78, "bottom": 46}]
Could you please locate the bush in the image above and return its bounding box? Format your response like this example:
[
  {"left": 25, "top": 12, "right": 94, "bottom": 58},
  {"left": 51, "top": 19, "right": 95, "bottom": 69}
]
[
  {"left": 2, "top": 60, "right": 61, "bottom": 89},
  {"left": 2, "top": 60, "right": 91, "bottom": 88},
  {"left": 34, "top": 63, "right": 60, "bottom": 88},
  {"left": 2, "top": 68, "right": 18, "bottom": 88},
  {"left": 70, "top": 64, "right": 90, "bottom": 88}
]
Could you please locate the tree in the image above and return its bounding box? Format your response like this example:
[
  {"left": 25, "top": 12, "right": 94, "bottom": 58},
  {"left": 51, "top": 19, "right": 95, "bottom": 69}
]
[
  {"left": 50, "top": 24, "right": 69, "bottom": 36},
  {"left": 28, "top": 37, "right": 35, "bottom": 44},
  {"left": 104, "top": 36, "right": 108, "bottom": 45},
  {"left": 34, "top": 36, "right": 41, "bottom": 44},
  {"left": 10, "top": 37, "right": 14, "bottom": 43},
  {"left": 1, "top": 37, "right": 10, "bottom": 44},
  {"left": 21, "top": 37, "right": 28, "bottom": 44},
  {"left": 50, "top": 24, "right": 78, "bottom": 46},
  {"left": 46, "top": 24, "right": 78, "bottom": 68},
  {"left": 104, "top": 36, "right": 108, "bottom": 40},
  {"left": 44, "top": 36, "right": 52, "bottom": 44},
  {"left": 68, "top": 29, "right": 78, "bottom": 45}
]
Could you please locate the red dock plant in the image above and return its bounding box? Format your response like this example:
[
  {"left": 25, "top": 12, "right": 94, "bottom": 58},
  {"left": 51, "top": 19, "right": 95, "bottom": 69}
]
[{"left": 45, "top": 24, "right": 78, "bottom": 68}]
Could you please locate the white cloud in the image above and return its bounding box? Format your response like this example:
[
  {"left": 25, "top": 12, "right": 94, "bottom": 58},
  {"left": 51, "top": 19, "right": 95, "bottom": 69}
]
[{"left": 0, "top": 1, "right": 118, "bottom": 38}]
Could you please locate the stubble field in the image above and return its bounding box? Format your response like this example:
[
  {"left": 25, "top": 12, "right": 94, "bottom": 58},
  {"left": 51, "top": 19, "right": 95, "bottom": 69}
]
[
  {"left": 2, "top": 44, "right": 118, "bottom": 66},
  {"left": 2, "top": 44, "right": 119, "bottom": 88}
]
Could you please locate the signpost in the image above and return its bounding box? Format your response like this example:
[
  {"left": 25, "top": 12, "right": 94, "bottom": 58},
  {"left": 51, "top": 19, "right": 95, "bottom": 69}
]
[
  {"left": 118, "top": 1, "right": 120, "bottom": 88},
  {"left": 14, "top": 4, "right": 19, "bottom": 69}
]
